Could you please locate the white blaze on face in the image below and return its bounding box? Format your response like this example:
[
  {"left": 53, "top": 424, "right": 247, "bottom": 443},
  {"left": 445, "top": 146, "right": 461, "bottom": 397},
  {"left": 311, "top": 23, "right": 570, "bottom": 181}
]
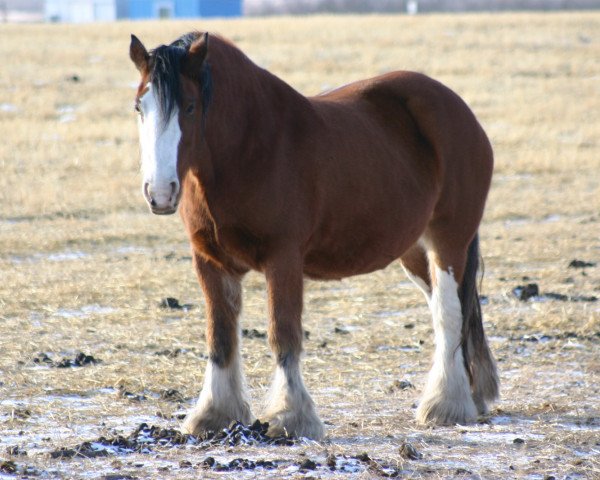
[{"left": 137, "top": 82, "right": 181, "bottom": 213}]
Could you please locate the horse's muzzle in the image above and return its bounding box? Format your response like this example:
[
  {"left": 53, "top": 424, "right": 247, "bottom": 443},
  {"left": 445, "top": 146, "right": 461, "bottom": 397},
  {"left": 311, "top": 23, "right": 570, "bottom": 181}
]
[
  {"left": 143, "top": 181, "right": 180, "bottom": 215},
  {"left": 150, "top": 205, "right": 178, "bottom": 215}
]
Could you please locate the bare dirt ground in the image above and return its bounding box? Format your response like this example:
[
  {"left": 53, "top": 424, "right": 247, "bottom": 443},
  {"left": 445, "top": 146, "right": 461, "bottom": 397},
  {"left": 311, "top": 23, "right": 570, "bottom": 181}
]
[{"left": 1, "top": 13, "right": 599, "bottom": 479}]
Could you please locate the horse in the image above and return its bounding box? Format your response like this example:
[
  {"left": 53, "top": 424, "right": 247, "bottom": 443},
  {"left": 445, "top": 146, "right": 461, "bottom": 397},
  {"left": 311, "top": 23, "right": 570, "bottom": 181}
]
[{"left": 129, "top": 30, "right": 498, "bottom": 440}]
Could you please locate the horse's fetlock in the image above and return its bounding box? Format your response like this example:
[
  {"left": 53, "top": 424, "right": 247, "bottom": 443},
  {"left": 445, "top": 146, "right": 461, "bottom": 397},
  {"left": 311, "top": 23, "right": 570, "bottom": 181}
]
[
  {"left": 182, "top": 402, "right": 254, "bottom": 436},
  {"left": 416, "top": 388, "right": 478, "bottom": 426},
  {"left": 264, "top": 406, "right": 324, "bottom": 440}
]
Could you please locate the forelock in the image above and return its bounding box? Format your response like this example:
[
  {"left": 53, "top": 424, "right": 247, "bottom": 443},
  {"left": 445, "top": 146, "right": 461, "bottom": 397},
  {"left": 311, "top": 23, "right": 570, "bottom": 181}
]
[{"left": 148, "top": 32, "right": 200, "bottom": 126}]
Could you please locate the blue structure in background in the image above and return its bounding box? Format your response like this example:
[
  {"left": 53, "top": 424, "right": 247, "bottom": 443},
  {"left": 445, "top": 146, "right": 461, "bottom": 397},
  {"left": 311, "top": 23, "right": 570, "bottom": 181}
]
[{"left": 119, "top": 0, "right": 242, "bottom": 19}]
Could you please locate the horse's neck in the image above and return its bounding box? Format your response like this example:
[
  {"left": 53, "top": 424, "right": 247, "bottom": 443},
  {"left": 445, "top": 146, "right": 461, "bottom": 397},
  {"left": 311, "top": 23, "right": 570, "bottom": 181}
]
[
  {"left": 201, "top": 42, "right": 313, "bottom": 190},
  {"left": 208, "top": 42, "right": 312, "bottom": 147}
]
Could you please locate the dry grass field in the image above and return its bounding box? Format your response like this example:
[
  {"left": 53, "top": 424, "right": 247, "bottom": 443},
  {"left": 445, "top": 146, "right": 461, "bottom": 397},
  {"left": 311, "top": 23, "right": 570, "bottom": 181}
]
[{"left": 1, "top": 12, "right": 599, "bottom": 479}]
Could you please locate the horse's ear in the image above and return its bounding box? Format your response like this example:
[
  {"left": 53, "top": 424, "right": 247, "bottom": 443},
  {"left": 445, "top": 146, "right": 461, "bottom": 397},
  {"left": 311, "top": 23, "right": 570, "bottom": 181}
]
[
  {"left": 182, "top": 32, "right": 209, "bottom": 79},
  {"left": 130, "top": 34, "right": 149, "bottom": 73}
]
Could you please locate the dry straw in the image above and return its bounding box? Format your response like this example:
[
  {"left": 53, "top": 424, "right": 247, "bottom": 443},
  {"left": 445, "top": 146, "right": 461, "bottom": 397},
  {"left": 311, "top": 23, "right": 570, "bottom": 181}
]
[{"left": 0, "top": 12, "right": 598, "bottom": 479}]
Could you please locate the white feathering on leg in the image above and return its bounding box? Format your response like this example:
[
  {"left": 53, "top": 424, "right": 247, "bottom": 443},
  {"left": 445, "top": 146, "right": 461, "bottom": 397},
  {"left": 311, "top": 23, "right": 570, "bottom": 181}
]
[
  {"left": 182, "top": 350, "right": 253, "bottom": 435},
  {"left": 263, "top": 359, "right": 324, "bottom": 439},
  {"left": 417, "top": 266, "right": 477, "bottom": 425}
]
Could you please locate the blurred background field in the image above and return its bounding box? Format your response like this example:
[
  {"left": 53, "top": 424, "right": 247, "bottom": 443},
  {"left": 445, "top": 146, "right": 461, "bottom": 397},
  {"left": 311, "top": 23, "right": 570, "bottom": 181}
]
[{"left": 0, "top": 12, "right": 599, "bottom": 479}]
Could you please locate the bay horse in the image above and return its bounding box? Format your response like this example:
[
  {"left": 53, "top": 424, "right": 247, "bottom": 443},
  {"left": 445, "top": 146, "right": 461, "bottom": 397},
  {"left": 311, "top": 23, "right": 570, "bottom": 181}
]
[{"left": 129, "top": 31, "right": 498, "bottom": 440}]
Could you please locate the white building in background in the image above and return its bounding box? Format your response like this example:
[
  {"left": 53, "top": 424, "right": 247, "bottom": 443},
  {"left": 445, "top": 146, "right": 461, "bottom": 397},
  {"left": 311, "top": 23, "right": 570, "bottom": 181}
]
[{"left": 45, "top": 0, "right": 116, "bottom": 22}]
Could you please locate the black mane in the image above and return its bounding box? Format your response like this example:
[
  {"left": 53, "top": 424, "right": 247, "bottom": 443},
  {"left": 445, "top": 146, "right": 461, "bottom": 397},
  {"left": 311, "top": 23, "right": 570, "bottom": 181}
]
[{"left": 149, "top": 32, "right": 211, "bottom": 127}]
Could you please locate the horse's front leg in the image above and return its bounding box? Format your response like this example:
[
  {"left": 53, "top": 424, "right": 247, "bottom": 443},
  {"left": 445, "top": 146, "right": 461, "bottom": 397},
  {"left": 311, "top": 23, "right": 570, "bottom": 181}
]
[
  {"left": 181, "top": 254, "right": 254, "bottom": 435},
  {"left": 262, "top": 253, "right": 324, "bottom": 440}
]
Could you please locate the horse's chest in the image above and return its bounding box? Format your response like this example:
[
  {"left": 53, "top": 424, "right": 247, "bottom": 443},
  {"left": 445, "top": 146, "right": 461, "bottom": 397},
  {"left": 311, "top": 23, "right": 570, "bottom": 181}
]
[{"left": 187, "top": 219, "right": 264, "bottom": 274}]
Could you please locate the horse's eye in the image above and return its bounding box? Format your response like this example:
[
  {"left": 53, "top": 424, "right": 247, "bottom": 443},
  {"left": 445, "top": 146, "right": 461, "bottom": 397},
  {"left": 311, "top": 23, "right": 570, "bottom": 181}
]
[
  {"left": 134, "top": 100, "right": 143, "bottom": 118},
  {"left": 185, "top": 102, "right": 195, "bottom": 116}
]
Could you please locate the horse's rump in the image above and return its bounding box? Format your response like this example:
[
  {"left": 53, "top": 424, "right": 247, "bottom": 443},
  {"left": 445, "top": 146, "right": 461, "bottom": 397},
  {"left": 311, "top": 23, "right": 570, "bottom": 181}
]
[{"left": 300, "top": 71, "right": 492, "bottom": 278}]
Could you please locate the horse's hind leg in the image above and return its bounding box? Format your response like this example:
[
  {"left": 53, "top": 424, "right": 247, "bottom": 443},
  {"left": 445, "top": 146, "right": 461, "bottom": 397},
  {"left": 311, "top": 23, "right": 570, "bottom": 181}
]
[
  {"left": 181, "top": 254, "right": 254, "bottom": 435},
  {"left": 401, "top": 243, "right": 432, "bottom": 300},
  {"left": 262, "top": 251, "right": 324, "bottom": 439},
  {"left": 416, "top": 239, "right": 478, "bottom": 425},
  {"left": 416, "top": 233, "right": 498, "bottom": 425}
]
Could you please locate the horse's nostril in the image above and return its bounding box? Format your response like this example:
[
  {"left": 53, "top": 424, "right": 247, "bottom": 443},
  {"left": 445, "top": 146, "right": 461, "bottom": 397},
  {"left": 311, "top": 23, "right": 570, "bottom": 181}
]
[
  {"left": 144, "top": 182, "right": 157, "bottom": 207},
  {"left": 170, "top": 181, "right": 179, "bottom": 201}
]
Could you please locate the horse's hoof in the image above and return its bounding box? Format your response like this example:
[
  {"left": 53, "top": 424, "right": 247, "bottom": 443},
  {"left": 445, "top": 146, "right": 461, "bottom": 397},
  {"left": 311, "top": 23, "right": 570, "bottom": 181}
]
[
  {"left": 473, "top": 394, "right": 490, "bottom": 416},
  {"left": 264, "top": 409, "right": 325, "bottom": 440},
  {"left": 415, "top": 394, "right": 478, "bottom": 426},
  {"left": 181, "top": 405, "right": 254, "bottom": 436}
]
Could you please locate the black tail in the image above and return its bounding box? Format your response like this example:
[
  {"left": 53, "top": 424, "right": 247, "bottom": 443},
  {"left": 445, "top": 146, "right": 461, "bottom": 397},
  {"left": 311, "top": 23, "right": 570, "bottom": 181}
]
[{"left": 459, "top": 234, "right": 499, "bottom": 410}]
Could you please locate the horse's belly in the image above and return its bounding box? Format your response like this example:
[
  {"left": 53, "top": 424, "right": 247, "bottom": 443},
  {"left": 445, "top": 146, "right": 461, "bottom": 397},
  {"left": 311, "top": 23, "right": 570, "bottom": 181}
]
[
  {"left": 303, "top": 257, "right": 394, "bottom": 280},
  {"left": 303, "top": 234, "right": 412, "bottom": 280}
]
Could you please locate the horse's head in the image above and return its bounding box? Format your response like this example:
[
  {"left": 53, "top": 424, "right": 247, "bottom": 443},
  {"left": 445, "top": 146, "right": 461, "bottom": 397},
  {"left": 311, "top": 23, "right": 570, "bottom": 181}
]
[{"left": 129, "top": 33, "right": 209, "bottom": 215}]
